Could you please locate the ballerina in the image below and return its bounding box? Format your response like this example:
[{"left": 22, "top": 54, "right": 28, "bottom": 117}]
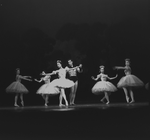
[
  {"left": 6, "top": 68, "right": 32, "bottom": 107},
  {"left": 43, "top": 60, "right": 74, "bottom": 107},
  {"left": 66, "top": 59, "right": 83, "bottom": 105},
  {"left": 91, "top": 65, "right": 117, "bottom": 104},
  {"left": 114, "top": 58, "right": 144, "bottom": 103},
  {"left": 35, "top": 71, "right": 60, "bottom": 106}
]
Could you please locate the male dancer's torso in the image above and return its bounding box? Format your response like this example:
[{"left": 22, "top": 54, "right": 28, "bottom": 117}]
[{"left": 67, "top": 67, "right": 78, "bottom": 83}]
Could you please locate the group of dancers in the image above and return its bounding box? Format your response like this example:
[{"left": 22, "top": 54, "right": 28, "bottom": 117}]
[
  {"left": 91, "top": 58, "right": 144, "bottom": 104},
  {"left": 6, "top": 59, "right": 82, "bottom": 107},
  {"left": 6, "top": 58, "right": 146, "bottom": 107}
]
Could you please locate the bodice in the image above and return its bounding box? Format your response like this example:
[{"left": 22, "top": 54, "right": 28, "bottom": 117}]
[
  {"left": 16, "top": 75, "right": 21, "bottom": 82},
  {"left": 58, "top": 68, "right": 67, "bottom": 79},
  {"left": 124, "top": 66, "right": 131, "bottom": 75},
  {"left": 43, "top": 75, "right": 50, "bottom": 83},
  {"left": 100, "top": 74, "right": 108, "bottom": 81}
]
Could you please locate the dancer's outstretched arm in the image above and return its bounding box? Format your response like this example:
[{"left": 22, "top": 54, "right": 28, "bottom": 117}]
[
  {"left": 24, "top": 76, "right": 32, "bottom": 78},
  {"left": 91, "top": 74, "right": 100, "bottom": 81},
  {"left": 34, "top": 78, "right": 43, "bottom": 83},
  {"left": 20, "top": 75, "right": 32, "bottom": 81},
  {"left": 67, "top": 64, "right": 82, "bottom": 71},
  {"left": 41, "top": 71, "right": 56, "bottom": 76},
  {"left": 114, "top": 66, "right": 125, "bottom": 70},
  {"left": 107, "top": 74, "right": 118, "bottom": 80}
]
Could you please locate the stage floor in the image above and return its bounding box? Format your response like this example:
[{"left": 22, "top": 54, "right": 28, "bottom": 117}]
[
  {"left": 0, "top": 102, "right": 149, "bottom": 112},
  {"left": 0, "top": 102, "right": 149, "bottom": 140}
]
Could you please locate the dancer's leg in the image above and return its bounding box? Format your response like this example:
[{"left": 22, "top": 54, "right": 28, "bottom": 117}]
[
  {"left": 45, "top": 95, "right": 49, "bottom": 106},
  {"left": 61, "top": 88, "right": 68, "bottom": 106},
  {"left": 59, "top": 89, "right": 65, "bottom": 106},
  {"left": 14, "top": 93, "right": 19, "bottom": 107},
  {"left": 123, "top": 88, "right": 129, "bottom": 103},
  {"left": 129, "top": 88, "right": 135, "bottom": 103},
  {"left": 70, "top": 86, "right": 75, "bottom": 105},
  {"left": 100, "top": 95, "right": 106, "bottom": 103},
  {"left": 20, "top": 93, "right": 24, "bottom": 106},
  {"left": 42, "top": 94, "right": 45, "bottom": 100},
  {"left": 104, "top": 92, "right": 110, "bottom": 104},
  {"left": 71, "top": 81, "right": 78, "bottom": 104}
]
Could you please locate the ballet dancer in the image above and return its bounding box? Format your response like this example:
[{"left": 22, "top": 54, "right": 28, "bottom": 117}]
[
  {"left": 43, "top": 60, "right": 74, "bottom": 107},
  {"left": 35, "top": 71, "right": 60, "bottom": 106},
  {"left": 66, "top": 59, "right": 83, "bottom": 105},
  {"left": 114, "top": 58, "right": 144, "bottom": 103},
  {"left": 6, "top": 68, "right": 32, "bottom": 107},
  {"left": 91, "top": 65, "right": 117, "bottom": 104}
]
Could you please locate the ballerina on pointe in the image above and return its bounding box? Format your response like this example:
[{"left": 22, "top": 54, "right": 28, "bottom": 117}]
[
  {"left": 114, "top": 58, "right": 144, "bottom": 103},
  {"left": 43, "top": 60, "right": 74, "bottom": 107}
]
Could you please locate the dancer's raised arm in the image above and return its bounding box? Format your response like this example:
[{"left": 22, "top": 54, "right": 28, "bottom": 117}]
[{"left": 77, "top": 64, "right": 83, "bottom": 73}]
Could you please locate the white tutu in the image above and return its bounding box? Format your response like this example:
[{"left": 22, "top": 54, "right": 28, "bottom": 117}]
[
  {"left": 50, "top": 78, "right": 74, "bottom": 88},
  {"left": 37, "top": 83, "right": 60, "bottom": 95},
  {"left": 92, "top": 81, "right": 117, "bottom": 95},
  {"left": 6, "top": 81, "right": 29, "bottom": 94},
  {"left": 117, "top": 74, "right": 144, "bottom": 88}
]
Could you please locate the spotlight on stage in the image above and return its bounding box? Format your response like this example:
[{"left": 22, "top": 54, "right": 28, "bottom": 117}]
[{"left": 45, "top": 107, "right": 75, "bottom": 112}]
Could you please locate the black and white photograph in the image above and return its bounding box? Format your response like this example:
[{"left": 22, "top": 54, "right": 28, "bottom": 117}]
[{"left": 0, "top": 0, "right": 149, "bottom": 140}]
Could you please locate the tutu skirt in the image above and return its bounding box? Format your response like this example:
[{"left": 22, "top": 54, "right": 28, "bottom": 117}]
[
  {"left": 92, "top": 81, "right": 117, "bottom": 95},
  {"left": 50, "top": 78, "right": 74, "bottom": 88},
  {"left": 37, "top": 83, "right": 60, "bottom": 95},
  {"left": 117, "top": 74, "right": 144, "bottom": 88},
  {"left": 6, "top": 81, "right": 29, "bottom": 94}
]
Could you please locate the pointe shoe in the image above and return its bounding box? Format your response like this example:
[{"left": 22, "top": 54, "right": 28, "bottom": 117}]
[
  {"left": 21, "top": 101, "right": 24, "bottom": 107},
  {"left": 14, "top": 104, "right": 19, "bottom": 107},
  {"left": 126, "top": 98, "right": 129, "bottom": 103},
  {"left": 100, "top": 99, "right": 105, "bottom": 103},
  {"left": 106, "top": 101, "right": 109, "bottom": 105},
  {"left": 44, "top": 104, "right": 48, "bottom": 107},
  {"left": 59, "top": 104, "right": 65, "bottom": 107},
  {"left": 129, "top": 100, "right": 135, "bottom": 104},
  {"left": 70, "top": 103, "right": 75, "bottom": 106}
]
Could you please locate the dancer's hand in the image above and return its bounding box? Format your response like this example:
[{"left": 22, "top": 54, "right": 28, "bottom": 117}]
[
  {"left": 28, "top": 78, "right": 32, "bottom": 81},
  {"left": 113, "top": 66, "right": 118, "bottom": 70},
  {"left": 91, "top": 76, "right": 95, "bottom": 80},
  {"left": 41, "top": 71, "right": 46, "bottom": 75},
  {"left": 34, "top": 79, "right": 39, "bottom": 82},
  {"left": 79, "top": 64, "right": 82, "bottom": 68}
]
